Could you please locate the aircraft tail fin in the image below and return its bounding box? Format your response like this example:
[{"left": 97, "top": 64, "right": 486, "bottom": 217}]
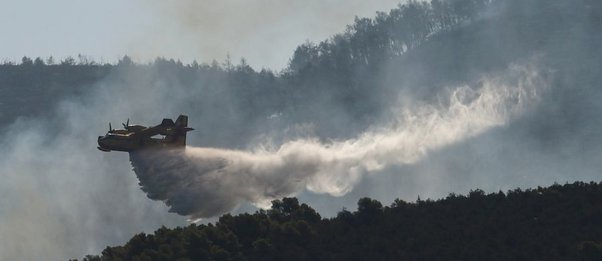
[
  {"left": 175, "top": 115, "right": 188, "bottom": 127},
  {"left": 170, "top": 115, "right": 193, "bottom": 146}
]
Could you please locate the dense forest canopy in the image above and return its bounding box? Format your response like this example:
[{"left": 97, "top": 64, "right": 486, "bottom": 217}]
[{"left": 80, "top": 182, "right": 602, "bottom": 260}]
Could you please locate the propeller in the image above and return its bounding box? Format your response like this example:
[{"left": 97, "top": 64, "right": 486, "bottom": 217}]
[
  {"left": 122, "top": 118, "right": 130, "bottom": 129},
  {"left": 109, "top": 122, "right": 112, "bottom": 131}
]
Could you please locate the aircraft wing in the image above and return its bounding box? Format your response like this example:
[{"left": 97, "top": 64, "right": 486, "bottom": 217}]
[{"left": 137, "top": 126, "right": 162, "bottom": 137}]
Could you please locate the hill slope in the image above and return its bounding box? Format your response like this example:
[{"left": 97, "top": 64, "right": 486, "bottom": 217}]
[{"left": 81, "top": 182, "right": 602, "bottom": 261}]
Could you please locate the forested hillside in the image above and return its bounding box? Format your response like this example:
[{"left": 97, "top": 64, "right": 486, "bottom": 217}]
[
  {"left": 2, "top": 0, "right": 599, "bottom": 146},
  {"left": 0, "top": 0, "right": 496, "bottom": 142},
  {"left": 79, "top": 182, "right": 602, "bottom": 261},
  {"left": 2, "top": 0, "right": 600, "bottom": 148}
]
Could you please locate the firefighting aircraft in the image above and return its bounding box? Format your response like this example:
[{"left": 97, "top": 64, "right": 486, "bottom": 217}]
[{"left": 97, "top": 115, "right": 194, "bottom": 152}]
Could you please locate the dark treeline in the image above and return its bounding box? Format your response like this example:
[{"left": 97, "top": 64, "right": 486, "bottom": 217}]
[
  {"left": 0, "top": 58, "right": 111, "bottom": 127},
  {"left": 78, "top": 181, "right": 602, "bottom": 261}
]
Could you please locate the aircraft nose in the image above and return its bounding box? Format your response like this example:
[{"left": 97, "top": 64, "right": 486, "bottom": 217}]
[{"left": 98, "top": 136, "right": 106, "bottom": 146}]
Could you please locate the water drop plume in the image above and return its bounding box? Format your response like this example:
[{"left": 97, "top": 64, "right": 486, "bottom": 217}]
[{"left": 130, "top": 64, "right": 545, "bottom": 218}]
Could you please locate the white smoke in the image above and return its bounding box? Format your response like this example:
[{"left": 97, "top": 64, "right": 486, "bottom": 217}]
[
  {"left": 129, "top": 64, "right": 546, "bottom": 218},
  {"left": 0, "top": 61, "right": 545, "bottom": 259}
]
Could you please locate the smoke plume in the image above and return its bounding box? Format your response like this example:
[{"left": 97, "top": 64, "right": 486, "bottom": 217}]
[{"left": 129, "top": 64, "right": 545, "bottom": 218}]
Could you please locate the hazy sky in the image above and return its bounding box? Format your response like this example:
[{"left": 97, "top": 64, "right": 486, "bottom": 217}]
[{"left": 1, "top": 0, "right": 403, "bottom": 70}]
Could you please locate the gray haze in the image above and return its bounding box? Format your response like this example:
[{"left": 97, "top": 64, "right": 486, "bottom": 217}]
[
  {"left": 0, "top": 74, "right": 187, "bottom": 260},
  {"left": 128, "top": 0, "right": 407, "bottom": 69},
  {"left": 1, "top": 0, "right": 403, "bottom": 69},
  {"left": 0, "top": 0, "right": 601, "bottom": 259}
]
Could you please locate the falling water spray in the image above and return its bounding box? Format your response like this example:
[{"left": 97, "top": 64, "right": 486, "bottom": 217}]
[{"left": 129, "top": 64, "right": 546, "bottom": 219}]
